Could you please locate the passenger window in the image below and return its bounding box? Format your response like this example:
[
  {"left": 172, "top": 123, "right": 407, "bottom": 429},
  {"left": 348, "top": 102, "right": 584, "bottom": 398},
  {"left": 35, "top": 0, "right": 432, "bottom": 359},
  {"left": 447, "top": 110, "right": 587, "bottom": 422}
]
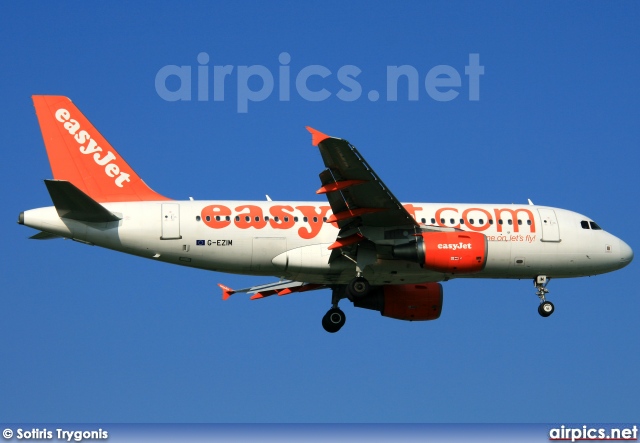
[
  {"left": 205, "top": 216, "right": 210, "bottom": 222},
  {"left": 450, "top": 218, "right": 455, "bottom": 224},
  {"left": 431, "top": 218, "right": 436, "bottom": 224},
  {"left": 508, "top": 219, "right": 513, "bottom": 225},
  {"left": 303, "top": 217, "right": 308, "bottom": 222},
  {"left": 255, "top": 216, "right": 260, "bottom": 222},
  {"left": 479, "top": 219, "right": 484, "bottom": 225},
  {"left": 440, "top": 218, "right": 445, "bottom": 224},
  {"left": 498, "top": 219, "right": 503, "bottom": 225},
  {"left": 421, "top": 218, "right": 426, "bottom": 223},
  {"left": 245, "top": 216, "right": 250, "bottom": 222},
  {"left": 460, "top": 219, "right": 465, "bottom": 225},
  {"left": 517, "top": 220, "right": 522, "bottom": 225},
  {"left": 294, "top": 217, "right": 298, "bottom": 222},
  {"left": 284, "top": 217, "right": 289, "bottom": 222},
  {"left": 313, "top": 217, "right": 318, "bottom": 223},
  {"left": 469, "top": 219, "right": 475, "bottom": 225},
  {"left": 590, "top": 221, "right": 602, "bottom": 230},
  {"left": 527, "top": 220, "right": 531, "bottom": 225},
  {"left": 274, "top": 216, "right": 279, "bottom": 222},
  {"left": 196, "top": 216, "right": 201, "bottom": 222},
  {"left": 489, "top": 219, "right": 494, "bottom": 225},
  {"left": 264, "top": 216, "right": 269, "bottom": 221},
  {"left": 581, "top": 220, "right": 590, "bottom": 229},
  {"left": 235, "top": 216, "right": 240, "bottom": 222},
  {"left": 323, "top": 217, "right": 327, "bottom": 222},
  {"left": 216, "top": 216, "right": 220, "bottom": 221}
]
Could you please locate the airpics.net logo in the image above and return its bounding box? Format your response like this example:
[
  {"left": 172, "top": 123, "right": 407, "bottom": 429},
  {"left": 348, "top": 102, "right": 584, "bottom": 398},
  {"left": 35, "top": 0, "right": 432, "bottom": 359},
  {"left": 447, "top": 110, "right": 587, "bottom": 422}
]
[{"left": 155, "top": 52, "right": 484, "bottom": 113}]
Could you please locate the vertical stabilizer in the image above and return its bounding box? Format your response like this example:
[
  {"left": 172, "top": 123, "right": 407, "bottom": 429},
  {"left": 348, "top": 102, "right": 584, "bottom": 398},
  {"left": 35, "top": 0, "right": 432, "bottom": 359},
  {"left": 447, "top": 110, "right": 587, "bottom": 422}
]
[{"left": 32, "top": 96, "right": 169, "bottom": 202}]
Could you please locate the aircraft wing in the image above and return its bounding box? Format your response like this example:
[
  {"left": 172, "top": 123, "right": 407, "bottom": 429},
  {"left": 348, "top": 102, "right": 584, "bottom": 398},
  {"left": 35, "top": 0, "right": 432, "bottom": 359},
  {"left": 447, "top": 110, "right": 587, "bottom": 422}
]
[
  {"left": 308, "top": 127, "right": 418, "bottom": 230},
  {"left": 218, "top": 281, "right": 325, "bottom": 300}
]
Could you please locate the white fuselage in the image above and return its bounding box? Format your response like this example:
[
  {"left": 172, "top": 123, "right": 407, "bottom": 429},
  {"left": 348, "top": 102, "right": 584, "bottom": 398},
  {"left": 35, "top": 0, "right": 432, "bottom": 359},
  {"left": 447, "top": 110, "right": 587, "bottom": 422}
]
[{"left": 21, "top": 200, "right": 632, "bottom": 285}]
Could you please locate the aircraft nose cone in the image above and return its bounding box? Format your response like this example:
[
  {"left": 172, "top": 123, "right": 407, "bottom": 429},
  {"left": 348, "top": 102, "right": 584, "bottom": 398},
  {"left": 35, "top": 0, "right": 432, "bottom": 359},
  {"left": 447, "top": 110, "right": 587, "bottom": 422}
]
[{"left": 619, "top": 239, "right": 633, "bottom": 267}]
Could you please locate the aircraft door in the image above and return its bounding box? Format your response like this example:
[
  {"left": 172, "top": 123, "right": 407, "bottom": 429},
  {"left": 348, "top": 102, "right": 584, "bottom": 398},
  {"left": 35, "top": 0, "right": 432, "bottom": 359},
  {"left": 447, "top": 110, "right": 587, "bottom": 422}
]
[
  {"left": 161, "top": 203, "right": 182, "bottom": 240},
  {"left": 538, "top": 208, "right": 560, "bottom": 242}
]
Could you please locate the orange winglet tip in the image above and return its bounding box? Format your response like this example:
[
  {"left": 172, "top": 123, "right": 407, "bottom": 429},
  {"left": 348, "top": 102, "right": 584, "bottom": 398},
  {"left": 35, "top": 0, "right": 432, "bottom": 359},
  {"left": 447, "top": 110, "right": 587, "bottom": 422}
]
[
  {"left": 306, "top": 126, "right": 330, "bottom": 146},
  {"left": 218, "top": 283, "right": 235, "bottom": 301}
]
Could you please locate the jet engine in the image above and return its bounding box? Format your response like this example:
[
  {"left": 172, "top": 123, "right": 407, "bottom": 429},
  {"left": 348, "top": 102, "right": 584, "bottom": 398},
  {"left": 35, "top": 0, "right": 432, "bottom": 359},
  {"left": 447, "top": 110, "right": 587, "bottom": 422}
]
[
  {"left": 393, "top": 231, "right": 487, "bottom": 274},
  {"left": 351, "top": 283, "right": 443, "bottom": 321}
]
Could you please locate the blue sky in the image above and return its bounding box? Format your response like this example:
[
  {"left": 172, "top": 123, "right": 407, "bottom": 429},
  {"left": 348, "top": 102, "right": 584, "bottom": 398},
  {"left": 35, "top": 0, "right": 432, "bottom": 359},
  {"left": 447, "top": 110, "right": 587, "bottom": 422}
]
[{"left": 1, "top": 2, "right": 638, "bottom": 423}]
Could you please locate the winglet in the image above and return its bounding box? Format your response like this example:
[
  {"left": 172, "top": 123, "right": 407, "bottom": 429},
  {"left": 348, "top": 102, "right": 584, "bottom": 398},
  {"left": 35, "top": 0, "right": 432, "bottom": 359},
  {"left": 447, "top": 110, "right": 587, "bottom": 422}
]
[
  {"left": 305, "top": 126, "right": 330, "bottom": 146},
  {"left": 218, "top": 283, "right": 236, "bottom": 301}
]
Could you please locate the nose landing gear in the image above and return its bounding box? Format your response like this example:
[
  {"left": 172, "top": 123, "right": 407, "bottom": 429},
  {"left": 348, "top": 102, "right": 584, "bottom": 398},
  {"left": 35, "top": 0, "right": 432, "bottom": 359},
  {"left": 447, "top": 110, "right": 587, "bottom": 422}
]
[{"left": 535, "top": 275, "right": 554, "bottom": 317}]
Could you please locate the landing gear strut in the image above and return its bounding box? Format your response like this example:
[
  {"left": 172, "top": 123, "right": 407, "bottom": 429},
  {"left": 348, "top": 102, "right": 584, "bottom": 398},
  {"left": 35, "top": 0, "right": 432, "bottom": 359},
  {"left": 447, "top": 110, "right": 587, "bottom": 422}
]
[
  {"left": 322, "top": 241, "right": 374, "bottom": 332},
  {"left": 534, "top": 275, "right": 554, "bottom": 317}
]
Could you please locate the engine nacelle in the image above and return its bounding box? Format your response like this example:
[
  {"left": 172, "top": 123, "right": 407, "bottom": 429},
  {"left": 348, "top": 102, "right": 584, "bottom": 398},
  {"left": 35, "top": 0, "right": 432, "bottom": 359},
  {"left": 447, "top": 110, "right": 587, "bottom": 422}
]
[
  {"left": 393, "top": 231, "right": 487, "bottom": 274},
  {"left": 352, "top": 283, "right": 443, "bottom": 321}
]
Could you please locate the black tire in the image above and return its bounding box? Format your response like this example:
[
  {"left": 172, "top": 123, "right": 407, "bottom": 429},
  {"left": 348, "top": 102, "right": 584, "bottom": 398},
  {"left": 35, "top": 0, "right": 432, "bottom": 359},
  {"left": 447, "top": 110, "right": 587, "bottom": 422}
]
[
  {"left": 322, "top": 308, "right": 346, "bottom": 333},
  {"left": 538, "top": 301, "right": 554, "bottom": 317},
  {"left": 347, "top": 277, "right": 370, "bottom": 298}
]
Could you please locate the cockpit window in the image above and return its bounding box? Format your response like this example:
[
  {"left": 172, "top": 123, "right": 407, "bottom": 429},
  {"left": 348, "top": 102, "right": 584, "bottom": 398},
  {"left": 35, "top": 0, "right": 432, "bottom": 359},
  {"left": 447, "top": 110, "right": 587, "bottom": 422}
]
[
  {"left": 581, "top": 220, "right": 590, "bottom": 229},
  {"left": 590, "top": 221, "right": 602, "bottom": 230}
]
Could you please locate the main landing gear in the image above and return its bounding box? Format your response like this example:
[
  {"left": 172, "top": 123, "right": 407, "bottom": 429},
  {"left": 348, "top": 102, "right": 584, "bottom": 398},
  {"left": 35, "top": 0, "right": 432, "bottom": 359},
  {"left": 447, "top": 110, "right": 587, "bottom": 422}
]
[
  {"left": 322, "top": 307, "right": 346, "bottom": 333},
  {"left": 535, "top": 275, "right": 554, "bottom": 317},
  {"left": 347, "top": 276, "right": 370, "bottom": 297},
  {"left": 322, "top": 285, "right": 349, "bottom": 333},
  {"left": 321, "top": 276, "right": 372, "bottom": 333}
]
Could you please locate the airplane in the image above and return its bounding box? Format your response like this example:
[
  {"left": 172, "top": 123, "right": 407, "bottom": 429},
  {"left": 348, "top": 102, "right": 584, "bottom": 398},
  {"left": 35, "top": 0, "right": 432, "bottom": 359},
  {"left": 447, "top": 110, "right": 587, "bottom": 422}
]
[{"left": 19, "top": 96, "right": 634, "bottom": 333}]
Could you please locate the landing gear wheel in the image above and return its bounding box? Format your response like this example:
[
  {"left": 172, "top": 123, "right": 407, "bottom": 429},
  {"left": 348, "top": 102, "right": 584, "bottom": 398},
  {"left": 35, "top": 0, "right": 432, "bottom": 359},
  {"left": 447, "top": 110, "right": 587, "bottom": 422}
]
[
  {"left": 538, "top": 301, "right": 554, "bottom": 317},
  {"left": 347, "top": 277, "right": 370, "bottom": 298},
  {"left": 534, "top": 276, "right": 554, "bottom": 318},
  {"left": 322, "top": 308, "right": 346, "bottom": 333}
]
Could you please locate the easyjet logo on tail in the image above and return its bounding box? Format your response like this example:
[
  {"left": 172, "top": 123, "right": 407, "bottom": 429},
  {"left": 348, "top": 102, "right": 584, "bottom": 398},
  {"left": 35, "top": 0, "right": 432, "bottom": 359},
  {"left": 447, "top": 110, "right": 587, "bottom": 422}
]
[{"left": 55, "top": 108, "right": 131, "bottom": 188}]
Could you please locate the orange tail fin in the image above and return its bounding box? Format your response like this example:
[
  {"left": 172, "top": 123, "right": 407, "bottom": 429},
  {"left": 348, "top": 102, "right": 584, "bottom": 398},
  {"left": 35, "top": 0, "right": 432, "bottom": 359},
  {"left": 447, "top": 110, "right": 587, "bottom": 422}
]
[{"left": 32, "top": 96, "right": 169, "bottom": 202}]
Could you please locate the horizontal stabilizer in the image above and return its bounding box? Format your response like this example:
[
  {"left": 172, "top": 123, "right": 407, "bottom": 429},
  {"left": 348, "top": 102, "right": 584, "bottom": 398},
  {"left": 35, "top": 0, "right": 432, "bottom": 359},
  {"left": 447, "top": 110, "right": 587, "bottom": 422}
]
[
  {"left": 44, "top": 179, "right": 121, "bottom": 223},
  {"left": 29, "top": 231, "right": 61, "bottom": 240}
]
